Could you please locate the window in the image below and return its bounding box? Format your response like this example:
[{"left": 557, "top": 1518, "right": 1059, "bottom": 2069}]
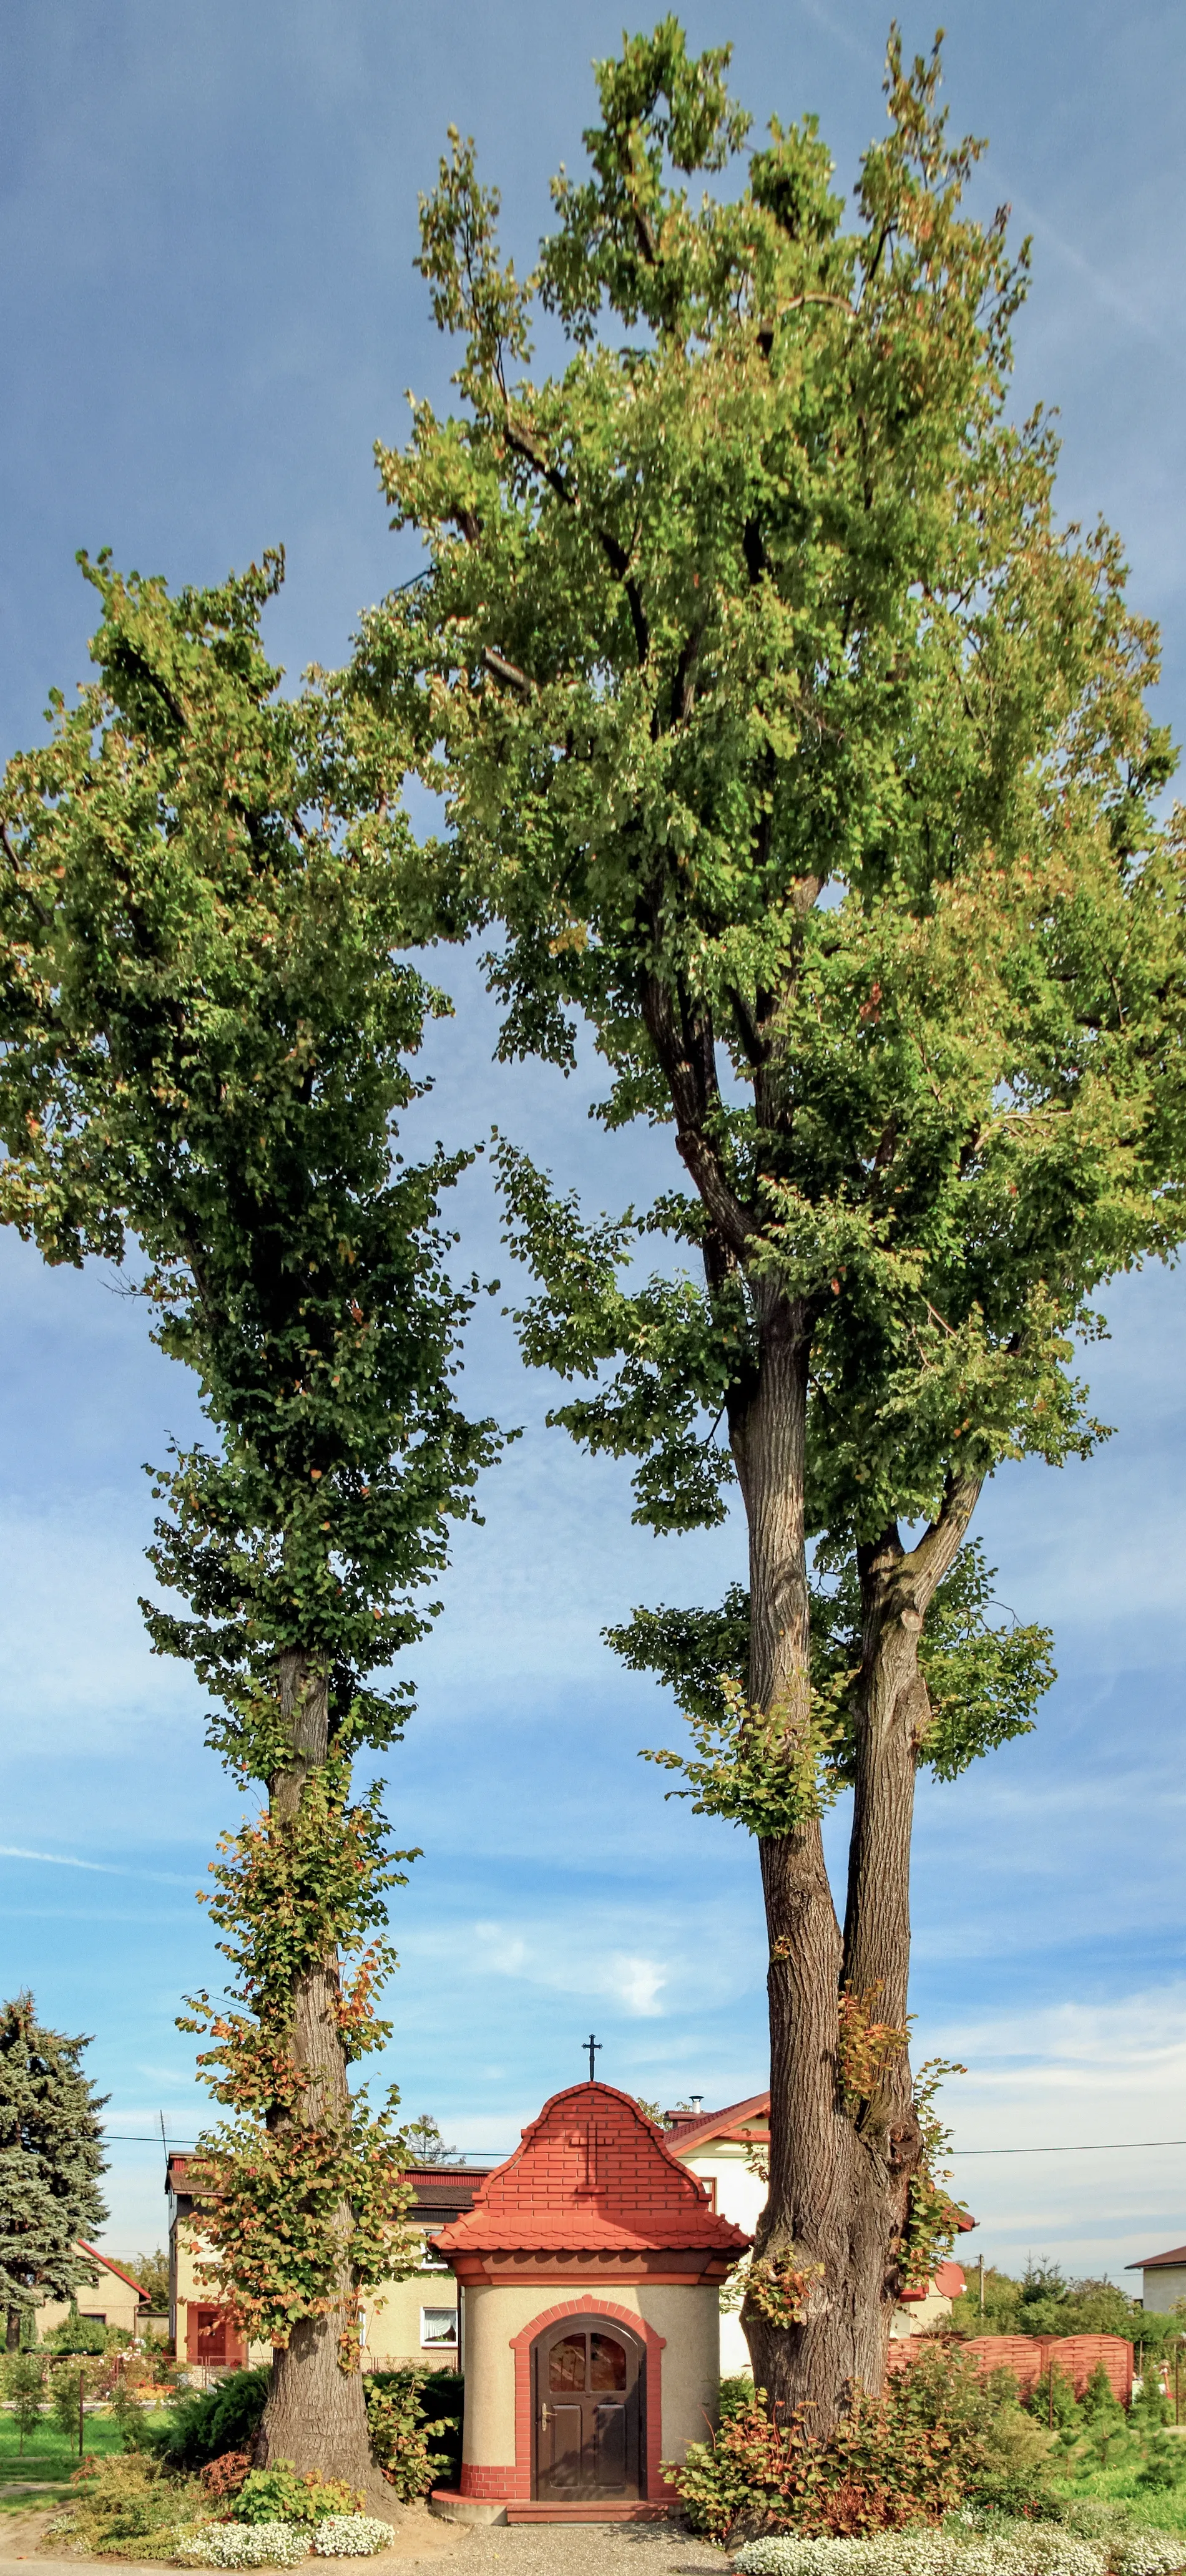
[{"left": 419, "top": 2306, "right": 458, "bottom": 2349}]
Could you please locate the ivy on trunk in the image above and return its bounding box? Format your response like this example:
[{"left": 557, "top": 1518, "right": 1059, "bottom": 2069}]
[
  {"left": 0, "top": 552, "right": 501, "bottom": 2484},
  {"left": 350, "top": 23, "right": 1186, "bottom": 2429}
]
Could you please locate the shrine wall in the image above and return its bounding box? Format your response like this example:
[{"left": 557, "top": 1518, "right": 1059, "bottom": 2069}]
[{"left": 459, "top": 2278, "right": 720, "bottom": 2474}]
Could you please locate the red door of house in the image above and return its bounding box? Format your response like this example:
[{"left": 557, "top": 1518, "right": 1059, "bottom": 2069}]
[
  {"left": 188, "top": 2306, "right": 246, "bottom": 2368},
  {"left": 532, "top": 2316, "right": 643, "bottom": 2501}
]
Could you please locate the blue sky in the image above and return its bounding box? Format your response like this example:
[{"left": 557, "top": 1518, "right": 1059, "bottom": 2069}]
[{"left": 2, "top": 0, "right": 1184, "bottom": 2290}]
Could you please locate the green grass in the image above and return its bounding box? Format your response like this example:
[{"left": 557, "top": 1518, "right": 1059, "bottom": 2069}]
[
  {"left": 0, "top": 2409, "right": 172, "bottom": 2488},
  {"left": 1054, "top": 2466, "right": 1186, "bottom": 2539}
]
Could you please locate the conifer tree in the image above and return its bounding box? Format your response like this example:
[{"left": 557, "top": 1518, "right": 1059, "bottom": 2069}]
[
  {"left": 0, "top": 1993, "right": 107, "bottom": 2351},
  {"left": 0, "top": 553, "right": 501, "bottom": 2484}
]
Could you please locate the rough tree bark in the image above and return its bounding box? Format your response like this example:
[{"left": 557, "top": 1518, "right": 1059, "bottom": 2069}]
[
  {"left": 253, "top": 1651, "right": 376, "bottom": 2494},
  {"left": 5, "top": 2308, "right": 19, "bottom": 2351},
  {"left": 730, "top": 1296, "right": 854, "bottom": 2426},
  {"left": 735, "top": 1293, "right": 983, "bottom": 2425}
]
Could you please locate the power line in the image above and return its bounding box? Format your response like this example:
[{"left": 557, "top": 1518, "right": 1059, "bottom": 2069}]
[
  {"left": 952, "top": 2139, "right": 1186, "bottom": 2158},
  {"left": 101, "top": 2129, "right": 1185, "bottom": 2160},
  {"left": 101, "top": 2133, "right": 511, "bottom": 2158}
]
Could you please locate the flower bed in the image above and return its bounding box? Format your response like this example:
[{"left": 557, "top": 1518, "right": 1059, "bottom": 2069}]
[
  {"left": 178, "top": 2514, "right": 394, "bottom": 2564},
  {"left": 179, "top": 2522, "right": 309, "bottom": 2568},
  {"left": 732, "top": 2519, "right": 1185, "bottom": 2576}
]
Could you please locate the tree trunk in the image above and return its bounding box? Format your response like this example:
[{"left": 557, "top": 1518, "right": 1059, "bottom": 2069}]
[
  {"left": 732, "top": 1297, "right": 861, "bottom": 2430},
  {"left": 253, "top": 1650, "right": 375, "bottom": 2492},
  {"left": 733, "top": 1297, "right": 981, "bottom": 2427},
  {"left": 5, "top": 2306, "right": 19, "bottom": 2351}
]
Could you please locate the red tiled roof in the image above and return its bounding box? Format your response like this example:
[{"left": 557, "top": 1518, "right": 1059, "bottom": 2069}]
[
  {"left": 432, "top": 2082, "right": 750, "bottom": 2258},
  {"left": 77, "top": 2242, "right": 149, "bottom": 2301},
  {"left": 1127, "top": 2245, "right": 1186, "bottom": 2270},
  {"left": 665, "top": 2091, "right": 770, "bottom": 2154}
]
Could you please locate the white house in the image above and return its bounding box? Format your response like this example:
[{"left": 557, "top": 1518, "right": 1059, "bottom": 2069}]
[
  {"left": 664, "top": 2091, "right": 971, "bottom": 2373},
  {"left": 1126, "top": 2243, "right": 1186, "bottom": 2313}
]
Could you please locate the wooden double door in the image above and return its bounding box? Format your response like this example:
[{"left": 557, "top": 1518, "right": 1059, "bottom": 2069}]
[{"left": 532, "top": 2314, "right": 644, "bottom": 2502}]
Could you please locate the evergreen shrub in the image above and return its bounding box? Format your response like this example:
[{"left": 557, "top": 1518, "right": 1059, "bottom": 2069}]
[{"left": 157, "top": 2370, "right": 270, "bottom": 2470}]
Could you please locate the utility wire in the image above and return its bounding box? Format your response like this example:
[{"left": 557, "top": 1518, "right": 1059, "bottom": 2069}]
[
  {"left": 100, "top": 2130, "right": 1185, "bottom": 2158},
  {"left": 951, "top": 2139, "right": 1186, "bottom": 2157}
]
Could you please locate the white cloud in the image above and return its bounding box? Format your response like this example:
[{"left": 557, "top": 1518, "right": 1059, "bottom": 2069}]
[
  {"left": 914, "top": 1982, "right": 1186, "bottom": 2280},
  {"left": 460, "top": 1918, "right": 669, "bottom": 2018}
]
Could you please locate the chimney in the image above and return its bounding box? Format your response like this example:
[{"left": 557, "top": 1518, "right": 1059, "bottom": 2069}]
[{"left": 689, "top": 2095, "right": 703, "bottom": 2113}]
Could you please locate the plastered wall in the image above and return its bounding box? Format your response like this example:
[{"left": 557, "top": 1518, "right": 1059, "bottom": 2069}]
[{"left": 461, "top": 2279, "right": 719, "bottom": 2470}]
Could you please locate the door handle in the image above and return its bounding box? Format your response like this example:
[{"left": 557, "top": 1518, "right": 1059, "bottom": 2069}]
[{"left": 540, "top": 2403, "right": 549, "bottom": 2428}]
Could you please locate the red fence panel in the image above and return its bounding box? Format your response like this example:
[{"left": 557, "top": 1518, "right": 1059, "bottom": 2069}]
[
  {"left": 1049, "top": 2336, "right": 1133, "bottom": 2404},
  {"left": 887, "top": 2331, "right": 1132, "bottom": 2406},
  {"left": 962, "top": 2335, "right": 1047, "bottom": 2393}
]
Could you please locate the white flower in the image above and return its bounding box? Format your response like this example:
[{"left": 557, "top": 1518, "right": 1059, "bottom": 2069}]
[
  {"left": 731, "top": 2526, "right": 1183, "bottom": 2576},
  {"left": 177, "top": 2520, "right": 308, "bottom": 2568},
  {"left": 310, "top": 2517, "right": 396, "bottom": 2556}
]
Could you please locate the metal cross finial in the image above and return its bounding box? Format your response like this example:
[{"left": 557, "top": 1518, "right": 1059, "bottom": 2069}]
[{"left": 584, "top": 2032, "right": 602, "bottom": 2082}]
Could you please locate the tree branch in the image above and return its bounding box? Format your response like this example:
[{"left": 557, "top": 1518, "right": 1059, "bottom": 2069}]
[
  {"left": 481, "top": 645, "right": 532, "bottom": 695},
  {"left": 503, "top": 416, "right": 650, "bottom": 668},
  {"left": 640, "top": 972, "right": 755, "bottom": 1257},
  {"left": 901, "top": 1473, "right": 983, "bottom": 1614}
]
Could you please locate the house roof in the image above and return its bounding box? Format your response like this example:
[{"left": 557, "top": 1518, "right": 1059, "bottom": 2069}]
[
  {"left": 666, "top": 2091, "right": 975, "bottom": 2235},
  {"left": 664, "top": 2091, "right": 771, "bottom": 2154},
  {"left": 1126, "top": 2245, "right": 1186, "bottom": 2271},
  {"left": 167, "top": 2151, "right": 491, "bottom": 2222},
  {"left": 432, "top": 2081, "right": 751, "bottom": 2258},
  {"left": 77, "top": 2242, "right": 150, "bottom": 2301},
  {"left": 404, "top": 2167, "right": 494, "bottom": 2227}
]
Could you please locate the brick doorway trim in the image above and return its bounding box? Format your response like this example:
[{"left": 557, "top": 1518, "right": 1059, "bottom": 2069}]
[{"left": 512, "top": 2298, "right": 672, "bottom": 2506}]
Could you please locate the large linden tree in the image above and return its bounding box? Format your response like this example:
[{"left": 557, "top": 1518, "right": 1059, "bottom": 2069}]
[{"left": 348, "top": 23, "right": 1186, "bottom": 2424}]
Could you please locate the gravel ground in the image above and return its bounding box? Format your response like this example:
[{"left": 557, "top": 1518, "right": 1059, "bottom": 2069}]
[
  {"left": 433, "top": 2521, "right": 728, "bottom": 2576},
  {"left": 0, "top": 2504, "right": 730, "bottom": 2576}
]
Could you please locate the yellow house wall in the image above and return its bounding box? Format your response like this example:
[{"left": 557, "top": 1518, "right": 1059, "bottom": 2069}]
[
  {"left": 172, "top": 2219, "right": 270, "bottom": 2370},
  {"left": 37, "top": 2260, "right": 142, "bottom": 2341},
  {"left": 461, "top": 2280, "right": 719, "bottom": 2472},
  {"left": 172, "top": 2217, "right": 458, "bottom": 2372},
  {"left": 363, "top": 2270, "right": 459, "bottom": 2367}
]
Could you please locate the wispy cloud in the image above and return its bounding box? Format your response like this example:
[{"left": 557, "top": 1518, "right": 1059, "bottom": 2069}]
[
  {"left": 0, "top": 1845, "right": 193, "bottom": 1888},
  {"left": 464, "top": 1918, "right": 670, "bottom": 2018}
]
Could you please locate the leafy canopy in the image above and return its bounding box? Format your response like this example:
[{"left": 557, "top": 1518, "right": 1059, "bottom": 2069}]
[
  {"left": 0, "top": 547, "right": 498, "bottom": 1778},
  {"left": 349, "top": 19, "right": 1186, "bottom": 1810},
  {"left": 0, "top": 551, "right": 501, "bottom": 2343}
]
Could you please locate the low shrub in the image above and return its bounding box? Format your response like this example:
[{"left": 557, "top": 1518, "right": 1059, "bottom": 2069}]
[
  {"left": 310, "top": 2517, "right": 396, "bottom": 2555},
  {"left": 202, "top": 2452, "right": 255, "bottom": 2502},
  {"left": 672, "top": 2386, "right": 966, "bottom": 2545},
  {"left": 44, "top": 2451, "right": 212, "bottom": 2559},
  {"left": 157, "top": 2369, "right": 270, "bottom": 2471},
  {"left": 672, "top": 2349, "right": 1052, "bottom": 2545},
  {"left": 179, "top": 2519, "right": 308, "bottom": 2567},
  {"left": 364, "top": 2371, "right": 455, "bottom": 2501},
  {"left": 228, "top": 2467, "right": 363, "bottom": 2527}
]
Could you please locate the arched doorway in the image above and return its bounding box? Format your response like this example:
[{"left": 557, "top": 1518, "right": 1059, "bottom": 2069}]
[{"left": 531, "top": 2313, "right": 645, "bottom": 2502}]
